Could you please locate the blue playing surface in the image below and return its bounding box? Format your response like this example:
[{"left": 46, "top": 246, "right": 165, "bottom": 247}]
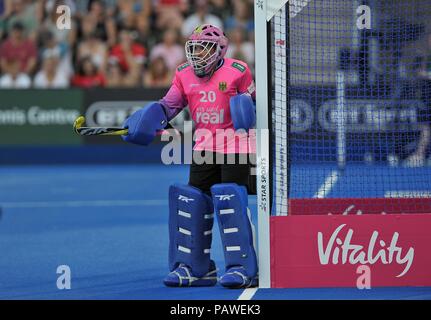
[{"left": 0, "top": 164, "right": 430, "bottom": 300}]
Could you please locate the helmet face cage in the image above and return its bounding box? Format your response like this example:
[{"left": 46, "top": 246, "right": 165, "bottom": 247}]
[{"left": 185, "top": 40, "right": 220, "bottom": 77}]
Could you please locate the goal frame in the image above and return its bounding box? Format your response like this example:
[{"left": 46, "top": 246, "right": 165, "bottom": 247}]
[{"left": 254, "top": 0, "right": 431, "bottom": 289}]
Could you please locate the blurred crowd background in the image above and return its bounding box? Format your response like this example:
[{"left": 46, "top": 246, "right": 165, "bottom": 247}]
[{"left": 0, "top": 0, "right": 255, "bottom": 89}]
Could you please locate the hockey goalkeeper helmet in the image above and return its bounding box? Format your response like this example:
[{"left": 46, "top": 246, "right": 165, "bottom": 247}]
[{"left": 185, "top": 24, "right": 228, "bottom": 78}]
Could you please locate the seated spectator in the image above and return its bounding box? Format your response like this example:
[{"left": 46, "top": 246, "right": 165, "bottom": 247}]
[
  {"left": 0, "top": 0, "right": 41, "bottom": 41},
  {"left": 209, "top": 0, "right": 230, "bottom": 21},
  {"left": 225, "top": 27, "right": 254, "bottom": 68},
  {"left": 117, "top": 0, "right": 151, "bottom": 29},
  {"left": 109, "top": 28, "right": 146, "bottom": 73},
  {"left": 135, "top": 12, "right": 153, "bottom": 49},
  {"left": 77, "top": 16, "right": 108, "bottom": 73},
  {"left": 105, "top": 59, "right": 140, "bottom": 88},
  {"left": 0, "top": 58, "right": 31, "bottom": 88},
  {"left": 0, "top": 22, "right": 37, "bottom": 76},
  {"left": 224, "top": 0, "right": 254, "bottom": 37},
  {"left": 117, "top": 8, "right": 137, "bottom": 31},
  {"left": 39, "top": 30, "right": 73, "bottom": 81},
  {"left": 73, "top": 0, "right": 116, "bottom": 19},
  {"left": 105, "top": 60, "right": 123, "bottom": 87},
  {"left": 143, "top": 56, "right": 171, "bottom": 88},
  {"left": 40, "top": 0, "right": 77, "bottom": 49},
  {"left": 44, "top": 0, "right": 77, "bottom": 14},
  {"left": 85, "top": 0, "right": 117, "bottom": 47},
  {"left": 154, "top": 0, "right": 188, "bottom": 32},
  {"left": 72, "top": 0, "right": 116, "bottom": 45},
  {"left": 117, "top": 0, "right": 151, "bottom": 17},
  {"left": 182, "top": 0, "right": 222, "bottom": 38},
  {"left": 71, "top": 56, "right": 105, "bottom": 88},
  {"left": 33, "top": 52, "right": 69, "bottom": 88},
  {"left": 150, "top": 29, "right": 185, "bottom": 72}
]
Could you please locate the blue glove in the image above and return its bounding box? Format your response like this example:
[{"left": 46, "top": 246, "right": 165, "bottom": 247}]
[
  {"left": 122, "top": 102, "right": 168, "bottom": 146},
  {"left": 230, "top": 93, "right": 256, "bottom": 131}
]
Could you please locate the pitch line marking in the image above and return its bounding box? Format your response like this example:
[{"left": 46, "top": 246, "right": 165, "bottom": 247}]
[
  {"left": 1, "top": 200, "right": 167, "bottom": 208},
  {"left": 313, "top": 170, "right": 339, "bottom": 199},
  {"left": 238, "top": 288, "right": 258, "bottom": 300},
  {"left": 2, "top": 198, "right": 257, "bottom": 209}
]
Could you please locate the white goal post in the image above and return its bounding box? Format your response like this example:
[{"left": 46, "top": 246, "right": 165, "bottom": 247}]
[{"left": 254, "top": 0, "right": 291, "bottom": 289}]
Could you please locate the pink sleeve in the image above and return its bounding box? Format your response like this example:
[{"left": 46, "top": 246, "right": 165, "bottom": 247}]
[
  {"left": 237, "top": 66, "right": 256, "bottom": 100},
  {"left": 159, "top": 72, "right": 188, "bottom": 120}
]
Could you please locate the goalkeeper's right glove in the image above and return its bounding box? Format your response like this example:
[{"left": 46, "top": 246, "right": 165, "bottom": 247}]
[{"left": 122, "top": 102, "right": 167, "bottom": 146}]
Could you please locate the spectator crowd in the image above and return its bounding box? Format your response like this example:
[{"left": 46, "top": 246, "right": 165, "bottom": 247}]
[{"left": 0, "top": 0, "right": 255, "bottom": 89}]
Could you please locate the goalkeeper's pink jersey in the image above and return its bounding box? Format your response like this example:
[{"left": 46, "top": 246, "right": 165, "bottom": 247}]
[{"left": 160, "top": 58, "right": 256, "bottom": 154}]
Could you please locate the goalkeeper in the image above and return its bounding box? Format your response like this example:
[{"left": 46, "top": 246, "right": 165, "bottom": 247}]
[{"left": 122, "top": 24, "right": 257, "bottom": 289}]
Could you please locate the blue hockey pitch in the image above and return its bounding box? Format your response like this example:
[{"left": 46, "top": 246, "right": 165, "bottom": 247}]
[{"left": 0, "top": 164, "right": 430, "bottom": 300}]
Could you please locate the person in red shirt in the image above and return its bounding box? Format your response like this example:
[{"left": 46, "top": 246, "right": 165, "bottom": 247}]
[
  {"left": 71, "top": 56, "right": 106, "bottom": 88},
  {"left": 109, "top": 28, "right": 146, "bottom": 73},
  {"left": 0, "top": 22, "right": 37, "bottom": 76}
]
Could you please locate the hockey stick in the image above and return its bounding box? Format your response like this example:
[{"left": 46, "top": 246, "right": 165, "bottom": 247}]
[
  {"left": 73, "top": 115, "right": 175, "bottom": 137},
  {"left": 73, "top": 116, "right": 129, "bottom": 136}
]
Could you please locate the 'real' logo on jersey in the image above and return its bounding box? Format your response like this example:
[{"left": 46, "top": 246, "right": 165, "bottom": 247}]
[
  {"left": 196, "top": 110, "right": 225, "bottom": 124},
  {"left": 178, "top": 195, "right": 194, "bottom": 203}
]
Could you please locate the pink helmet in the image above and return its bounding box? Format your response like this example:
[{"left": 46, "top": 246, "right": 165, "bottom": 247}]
[{"left": 185, "top": 24, "right": 228, "bottom": 77}]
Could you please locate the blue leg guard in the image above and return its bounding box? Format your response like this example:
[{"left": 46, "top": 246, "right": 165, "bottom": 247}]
[
  {"left": 211, "top": 183, "right": 258, "bottom": 288},
  {"left": 165, "top": 184, "right": 217, "bottom": 287}
]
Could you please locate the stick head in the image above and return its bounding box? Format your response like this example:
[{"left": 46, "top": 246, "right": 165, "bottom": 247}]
[{"left": 73, "top": 116, "right": 86, "bottom": 134}]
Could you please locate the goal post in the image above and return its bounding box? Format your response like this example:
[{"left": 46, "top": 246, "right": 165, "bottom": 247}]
[
  {"left": 254, "top": 0, "right": 274, "bottom": 289},
  {"left": 255, "top": 0, "right": 291, "bottom": 289}
]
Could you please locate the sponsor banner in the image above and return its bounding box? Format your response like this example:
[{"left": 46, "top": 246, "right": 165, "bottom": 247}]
[
  {"left": 290, "top": 98, "right": 426, "bottom": 134},
  {"left": 82, "top": 88, "right": 169, "bottom": 144},
  {"left": 289, "top": 83, "right": 431, "bottom": 134},
  {"left": 319, "top": 99, "right": 424, "bottom": 133},
  {"left": 288, "top": 83, "right": 430, "bottom": 161},
  {"left": 270, "top": 214, "right": 431, "bottom": 288},
  {"left": 0, "top": 90, "right": 82, "bottom": 145},
  {"left": 289, "top": 198, "right": 431, "bottom": 215}
]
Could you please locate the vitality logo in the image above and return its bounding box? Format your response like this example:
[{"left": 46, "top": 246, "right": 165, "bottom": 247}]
[{"left": 317, "top": 224, "right": 415, "bottom": 277}]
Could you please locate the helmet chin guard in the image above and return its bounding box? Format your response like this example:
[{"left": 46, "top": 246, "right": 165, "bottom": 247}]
[{"left": 185, "top": 24, "right": 228, "bottom": 78}]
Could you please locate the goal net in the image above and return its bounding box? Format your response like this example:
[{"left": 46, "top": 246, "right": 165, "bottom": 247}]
[{"left": 255, "top": 0, "right": 431, "bottom": 287}]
